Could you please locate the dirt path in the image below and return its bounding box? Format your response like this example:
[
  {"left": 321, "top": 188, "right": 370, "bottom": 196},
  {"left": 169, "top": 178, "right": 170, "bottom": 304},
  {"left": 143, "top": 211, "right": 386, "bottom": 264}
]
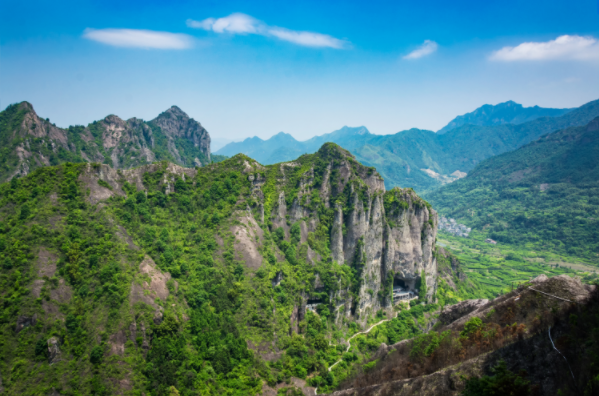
[
  {"left": 314, "top": 315, "right": 398, "bottom": 394},
  {"left": 328, "top": 315, "right": 396, "bottom": 372}
]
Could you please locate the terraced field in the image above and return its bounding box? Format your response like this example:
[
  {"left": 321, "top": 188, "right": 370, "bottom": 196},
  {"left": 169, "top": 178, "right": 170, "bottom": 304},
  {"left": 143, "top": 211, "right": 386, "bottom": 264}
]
[{"left": 437, "top": 230, "right": 598, "bottom": 297}]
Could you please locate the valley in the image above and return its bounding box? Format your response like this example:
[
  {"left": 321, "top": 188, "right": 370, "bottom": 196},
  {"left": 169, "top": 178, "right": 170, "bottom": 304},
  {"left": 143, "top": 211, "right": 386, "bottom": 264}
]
[
  {"left": 436, "top": 232, "right": 597, "bottom": 296},
  {"left": 425, "top": 117, "right": 599, "bottom": 263}
]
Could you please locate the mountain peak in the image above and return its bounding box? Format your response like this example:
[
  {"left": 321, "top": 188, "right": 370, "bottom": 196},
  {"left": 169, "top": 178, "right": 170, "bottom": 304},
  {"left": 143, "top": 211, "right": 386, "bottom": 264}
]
[
  {"left": 103, "top": 114, "right": 126, "bottom": 124},
  {"left": 339, "top": 126, "right": 370, "bottom": 135},
  {"left": 272, "top": 131, "right": 295, "bottom": 139},
  {"left": 438, "top": 101, "right": 572, "bottom": 134},
  {"left": 316, "top": 142, "right": 354, "bottom": 160},
  {"left": 491, "top": 100, "right": 522, "bottom": 110},
  {"left": 158, "top": 105, "right": 189, "bottom": 120},
  {"left": 18, "top": 101, "right": 35, "bottom": 113}
]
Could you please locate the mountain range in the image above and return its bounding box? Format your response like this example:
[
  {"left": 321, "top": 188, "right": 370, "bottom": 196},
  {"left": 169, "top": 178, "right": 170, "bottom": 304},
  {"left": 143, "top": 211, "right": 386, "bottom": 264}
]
[
  {"left": 1, "top": 97, "right": 598, "bottom": 396},
  {"left": 0, "top": 102, "right": 211, "bottom": 183},
  {"left": 436, "top": 100, "right": 572, "bottom": 134},
  {"left": 216, "top": 98, "right": 599, "bottom": 192},
  {"left": 425, "top": 116, "right": 599, "bottom": 260},
  {"left": 2, "top": 99, "right": 594, "bottom": 193}
]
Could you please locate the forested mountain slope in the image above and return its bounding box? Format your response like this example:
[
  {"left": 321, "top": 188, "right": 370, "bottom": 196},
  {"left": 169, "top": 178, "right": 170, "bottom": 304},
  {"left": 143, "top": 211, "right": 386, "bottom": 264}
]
[
  {"left": 0, "top": 102, "right": 211, "bottom": 183},
  {"left": 0, "top": 143, "right": 452, "bottom": 395},
  {"left": 425, "top": 117, "right": 599, "bottom": 261},
  {"left": 437, "top": 100, "right": 572, "bottom": 134},
  {"left": 216, "top": 98, "right": 599, "bottom": 193}
]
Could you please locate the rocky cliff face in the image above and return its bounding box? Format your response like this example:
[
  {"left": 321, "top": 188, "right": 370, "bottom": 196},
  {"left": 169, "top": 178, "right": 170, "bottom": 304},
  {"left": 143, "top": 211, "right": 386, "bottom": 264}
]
[
  {"left": 152, "top": 106, "right": 211, "bottom": 165},
  {"left": 77, "top": 145, "right": 436, "bottom": 327},
  {"left": 0, "top": 102, "right": 211, "bottom": 182},
  {"left": 245, "top": 143, "right": 438, "bottom": 324}
]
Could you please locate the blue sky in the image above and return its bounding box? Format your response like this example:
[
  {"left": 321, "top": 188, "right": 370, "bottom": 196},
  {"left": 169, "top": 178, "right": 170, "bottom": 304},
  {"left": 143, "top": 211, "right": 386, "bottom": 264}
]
[{"left": 1, "top": 0, "right": 599, "bottom": 142}]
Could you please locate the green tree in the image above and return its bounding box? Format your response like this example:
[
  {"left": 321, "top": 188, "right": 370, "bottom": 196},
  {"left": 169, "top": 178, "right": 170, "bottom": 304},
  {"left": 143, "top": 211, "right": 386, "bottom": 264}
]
[{"left": 462, "top": 360, "right": 532, "bottom": 396}]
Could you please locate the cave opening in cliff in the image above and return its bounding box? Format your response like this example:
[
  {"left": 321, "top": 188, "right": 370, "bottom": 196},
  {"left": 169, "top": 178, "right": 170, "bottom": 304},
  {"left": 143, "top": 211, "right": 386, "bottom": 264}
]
[
  {"left": 393, "top": 276, "right": 416, "bottom": 302},
  {"left": 306, "top": 296, "right": 323, "bottom": 314},
  {"left": 394, "top": 278, "right": 407, "bottom": 289}
]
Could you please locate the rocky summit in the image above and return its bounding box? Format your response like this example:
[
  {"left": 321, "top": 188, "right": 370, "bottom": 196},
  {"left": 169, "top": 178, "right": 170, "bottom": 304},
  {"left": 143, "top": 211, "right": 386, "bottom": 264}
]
[{"left": 0, "top": 102, "right": 211, "bottom": 183}]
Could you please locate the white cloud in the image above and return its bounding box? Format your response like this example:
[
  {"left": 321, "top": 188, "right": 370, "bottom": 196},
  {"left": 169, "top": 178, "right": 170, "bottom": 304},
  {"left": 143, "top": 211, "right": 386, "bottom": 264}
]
[
  {"left": 187, "top": 13, "right": 262, "bottom": 34},
  {"left": 83, "top": 28, "right": 193, "bottom": 49},
  {"left": 403, "top": 40, "right": 438, "bottom": 60},
  {"left": 186, "top": 18, "right": 217, "bottom": 31},
  {"left": 490, "top": 35, "right": 599, "bottom": 61},
  {"left": 268, "top": 27, "right": 345, "bottom": 49},
  {"left": 187, "top": 13, "right": 347, "bottom": 49}
]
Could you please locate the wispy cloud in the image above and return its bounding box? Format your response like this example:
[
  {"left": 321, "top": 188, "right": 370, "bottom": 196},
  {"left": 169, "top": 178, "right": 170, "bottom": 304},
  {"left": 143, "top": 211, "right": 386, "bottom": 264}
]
[
  {"left": 403, "top": 40, "right": 438, "bottom": 60},
  {"left": 268, "top": 27, "right": 346, "bottom": 49},
  {"left": 490, "top": 35, "right": 599, "bottom": 61},
  {"left": 186, "top": 13, "right": 347, "bottom": 49},
  {"left": 188, "top": 13, "right": 260, "bottom": 35},
  {"left": 83, "top": 28, "right": 193, "bottom": 49}
]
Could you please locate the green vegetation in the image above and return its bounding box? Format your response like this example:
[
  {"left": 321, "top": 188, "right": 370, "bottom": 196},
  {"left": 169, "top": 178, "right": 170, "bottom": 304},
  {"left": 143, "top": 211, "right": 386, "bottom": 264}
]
[
  {"left": 0, "top": 142, "right": 453, "bottom": 395},
  {"left": 436, "top": 232, "right": 592, "bottom": 298},
  {"left": 211, "top": 154, "right": 229, "bottom": 163},
  {"left": 0, "top": 164, "right": 145, "bottom": 394},
  {"left": 426, "top": 119, "right": 599, "bottom": 263},
  {"left": 462, "top": 360, "right": 533, "bottom": 396}
]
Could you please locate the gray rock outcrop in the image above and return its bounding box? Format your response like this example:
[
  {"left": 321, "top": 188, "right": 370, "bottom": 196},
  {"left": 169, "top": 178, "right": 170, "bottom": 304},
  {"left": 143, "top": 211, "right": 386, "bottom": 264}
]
[
  {"left": 251, "top": 144, "right": 439, "bottom": 325},
  {"left": 2, "top": 102, "right": 211, "bottom": 183},
  {"left": 437, "top": 299, "right": 489, "bottom": 326},
  {"left": 15, "top": 314, "right": 37, "bottom": 333},
  {"left": 47, "top": 337, "right": 62, "bottom": 364},
  {"left": 152, "top": 106, "right": 211, "bottom": 165}
]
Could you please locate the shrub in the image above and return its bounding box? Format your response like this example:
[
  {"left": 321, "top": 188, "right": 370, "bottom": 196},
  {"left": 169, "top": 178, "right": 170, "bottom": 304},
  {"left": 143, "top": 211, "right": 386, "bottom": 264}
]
[
  {"left": 461, "top": 317, "right": 484, "bottom": 338},
  {"left": 90, "top": 345, "right": 104, "bottom": 364},
  {"left": 19, "top": 204, "right": 31, "bottom": 220},
  {"left": 462, "top": 360, "right": 532, "bottom": 396},
  {"left": 35, "top": 338, "right": 48, "bottom": 358}
]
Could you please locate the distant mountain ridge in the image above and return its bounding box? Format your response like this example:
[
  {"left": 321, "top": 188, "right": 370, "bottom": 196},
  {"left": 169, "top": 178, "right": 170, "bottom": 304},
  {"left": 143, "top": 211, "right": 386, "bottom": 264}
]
[
  {"left": 211, "top": 137, "right": 235, "bottom": 152},
  {"left": 216, "top": 126, "right": 372, "bottom": 164},
  {"left": 216, "top": 98, "right": 599, "bottom": 192},
  {"left": 424, "top": 116, "right": 599, "bottom": 260},
  {"left": 437, "top": 100, "right": 573, "bottom": 134},
  {"left": 0, "top": 102, "right": 211, "bottom": 182}
]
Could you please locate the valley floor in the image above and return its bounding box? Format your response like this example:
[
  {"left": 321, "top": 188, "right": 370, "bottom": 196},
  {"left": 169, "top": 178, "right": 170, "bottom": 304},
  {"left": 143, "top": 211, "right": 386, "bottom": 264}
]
[{"left": 436, "top": 230, "right": 598, "bottom": 298}]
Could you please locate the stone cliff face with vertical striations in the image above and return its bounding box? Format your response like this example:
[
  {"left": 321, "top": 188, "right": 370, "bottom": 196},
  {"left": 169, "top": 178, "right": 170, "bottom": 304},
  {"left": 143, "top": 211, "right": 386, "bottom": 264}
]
[{"left": 243, "top": 143, "right": 438, "bottom": 325}]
